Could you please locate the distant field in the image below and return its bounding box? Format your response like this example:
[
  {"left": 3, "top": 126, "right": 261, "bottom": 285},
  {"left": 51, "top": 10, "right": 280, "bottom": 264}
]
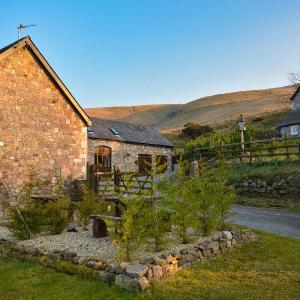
[{"left": 85, "top": 86, "right": 293, "bottom": 131}]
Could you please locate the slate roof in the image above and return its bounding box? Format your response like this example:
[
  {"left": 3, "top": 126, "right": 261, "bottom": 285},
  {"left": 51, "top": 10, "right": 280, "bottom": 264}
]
[
  {"left": 89, "top": 117, "right": 173, "bottom": 148},
  {"left": 277, "top": 109, "right": 300, "bottom": 128}
]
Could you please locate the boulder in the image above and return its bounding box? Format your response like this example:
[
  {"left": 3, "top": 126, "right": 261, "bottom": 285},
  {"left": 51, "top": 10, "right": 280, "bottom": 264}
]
[{"left": 125, "top": 264, "right": 149, "bottom": 278}]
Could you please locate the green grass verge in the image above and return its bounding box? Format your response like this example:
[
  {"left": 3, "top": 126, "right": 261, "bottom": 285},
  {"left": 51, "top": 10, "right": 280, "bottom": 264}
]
[{"left": 1, "top": 231, "right": 300, "bottom": 299}]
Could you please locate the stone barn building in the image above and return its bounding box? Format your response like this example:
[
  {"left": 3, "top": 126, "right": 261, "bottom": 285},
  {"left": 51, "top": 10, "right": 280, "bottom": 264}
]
[
  {"left": 87, "top": 118, "right": 173, "bottom": 173},
  {"left": 0, "top": 36, "right": 91, "bottom": 197}
]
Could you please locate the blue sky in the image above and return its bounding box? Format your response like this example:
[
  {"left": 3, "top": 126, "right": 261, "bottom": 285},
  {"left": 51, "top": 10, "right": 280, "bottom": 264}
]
[{"left": 1, "top": 0, "right": 300, "bottom": 107}]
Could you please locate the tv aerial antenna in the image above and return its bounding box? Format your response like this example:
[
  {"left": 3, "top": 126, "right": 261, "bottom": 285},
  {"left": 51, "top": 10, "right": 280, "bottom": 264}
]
[{"left": 17, "top": 24, "right": 37, "bottom": 40}]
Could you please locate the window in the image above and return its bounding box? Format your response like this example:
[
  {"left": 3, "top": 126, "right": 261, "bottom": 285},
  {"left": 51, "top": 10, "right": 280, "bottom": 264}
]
[
  {"left": 138, "top": 154, "right": 152, "bottom": 174},
  {"left": 155, "top": 155, "right": 168, "bottom": 174},
  {"left": 87, "top": 126, "right": 94, "bottom": 134},
  {"left": 95, "top": 146, "right": 112, "bottom": 172},
  {"left": 110, "top": 127, "right": 119, "bottom": 136},
  {"left": 290, "top": 125, "right": 299, "bottom": 136}
]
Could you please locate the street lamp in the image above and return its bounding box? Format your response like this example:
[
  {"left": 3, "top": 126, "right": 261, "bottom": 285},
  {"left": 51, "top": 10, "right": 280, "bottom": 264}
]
[{"left": 238, "top": 114, "right": 246, "bottom": 150}]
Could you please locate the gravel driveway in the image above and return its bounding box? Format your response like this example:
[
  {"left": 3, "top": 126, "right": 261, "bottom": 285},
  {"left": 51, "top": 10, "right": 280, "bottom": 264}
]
[{"left": 229, "top": 205, "right": 300, "bottom": 239}]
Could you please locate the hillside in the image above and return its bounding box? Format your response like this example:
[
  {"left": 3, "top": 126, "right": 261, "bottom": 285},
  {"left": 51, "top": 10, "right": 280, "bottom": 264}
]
[{"left": 85, "top": 86, "right": 293, "bottom": 131}]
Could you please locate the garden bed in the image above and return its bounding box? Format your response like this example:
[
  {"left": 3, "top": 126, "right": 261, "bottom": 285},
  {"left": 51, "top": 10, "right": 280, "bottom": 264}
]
[{"left": 0, "top": 225, "right": 257, "bottom": 292}]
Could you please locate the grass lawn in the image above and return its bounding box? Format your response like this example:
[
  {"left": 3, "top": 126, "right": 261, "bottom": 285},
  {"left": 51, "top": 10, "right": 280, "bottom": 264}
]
[{"left": 0, "top": 230, "right": 299, "bottom": 300}]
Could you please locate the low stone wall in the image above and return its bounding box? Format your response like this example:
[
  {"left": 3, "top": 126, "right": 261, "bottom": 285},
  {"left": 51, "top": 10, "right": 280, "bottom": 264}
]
[
  {"left": 234, "top": 174, "right": 300, "bottom": 200},
  {"left": 5, "top": 230, "right": 257, "bottom": 292}
]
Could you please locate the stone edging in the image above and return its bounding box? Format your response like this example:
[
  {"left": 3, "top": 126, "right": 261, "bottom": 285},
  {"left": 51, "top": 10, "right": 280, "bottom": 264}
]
[{"left": 3, "top": 230, "right": 257, "bottom": 292}]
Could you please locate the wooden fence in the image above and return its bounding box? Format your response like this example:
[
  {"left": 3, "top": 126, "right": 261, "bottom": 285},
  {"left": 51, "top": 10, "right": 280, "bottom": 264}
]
[
  {"left": 87, "top": 165, "right": 152, "bottom": 197},
  {"left": 190, "top": 135, "right": 300, "bottom": 166}
]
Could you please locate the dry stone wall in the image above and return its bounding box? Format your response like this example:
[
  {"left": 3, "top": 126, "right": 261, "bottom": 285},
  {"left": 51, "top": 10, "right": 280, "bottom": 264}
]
[
  {"left": 7, "top": 229, "right": 257, "bottom": 292},
  {"left": 0, "top": 47, "right": 88, "bottom": 199},
  {"left": 235, "top": 174, "right": 300, "bottom": 201}
]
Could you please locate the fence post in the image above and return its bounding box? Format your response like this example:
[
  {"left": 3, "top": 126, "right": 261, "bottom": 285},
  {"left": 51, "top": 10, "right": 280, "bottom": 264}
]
[
  {"left": 249, "top": 137, "right": 253, "bottom": 163},
  {"left": 285, "top": 133, "right": 290, "bottom": 161}
]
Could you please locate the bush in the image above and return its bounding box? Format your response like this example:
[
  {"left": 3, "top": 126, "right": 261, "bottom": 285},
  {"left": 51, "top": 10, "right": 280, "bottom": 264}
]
[
  {"left": 189, "top": 176, "right": 235, "bottom": 235},
  {"left": 6, "top": 177, "right": 45, "bottom": 240},
  {"left": 181, "top": 122, "right": 214, "bottom": 139},
  {"left": 77, "top": 186, "right": 100, "bottom": 230},
  {"left": 159, "top": 158, "right": 198, "bottom": 243}
]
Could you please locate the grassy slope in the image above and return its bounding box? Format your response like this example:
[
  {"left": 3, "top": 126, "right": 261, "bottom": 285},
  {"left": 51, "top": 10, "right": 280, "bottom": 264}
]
[
  {"left": 85, "top": 86, "right": 293, "bottom": 131},
  {"left": 1, "top": 231, "right": 299, "bottom": 300}
]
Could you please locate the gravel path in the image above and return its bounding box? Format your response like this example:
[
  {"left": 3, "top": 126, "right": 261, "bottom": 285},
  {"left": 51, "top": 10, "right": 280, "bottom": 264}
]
[
  {"left": 18, "top": 229, "right": 117, "bottom": 263},
  {"left": 229, "top": 205, "right": 300, "bottom": 239}
]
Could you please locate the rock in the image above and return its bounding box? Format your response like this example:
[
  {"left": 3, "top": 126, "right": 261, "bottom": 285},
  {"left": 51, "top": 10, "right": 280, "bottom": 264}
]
[
  {"left": 166, "top": 255, "right": 177, "bottom": 264},
  {"left": 202, "top": 249, "right": 212, "bottom": 257},
  {"left": 94, "top": 261, "right": 105, "bottom": 270},
  {"left": 171, "top": 251, "right": 181, "bottom": 259},
  {"left": 152, "top": 265, "right": 163, "bottom": 279},
  {"left": 85, "top": 261, "right": 96, "bottom": 268},
  {"left": 145, "top": 266, "right": 153, "bottom": 280},
  {"left": 179, "top": 248, "right": 189, "bottom": 255},
  {"left": 153, "top": 256, "right": 167, "bottom": 266},
  {"left": 99, "top": 271, "right": 116, "bottom": 284},
  {"left": 115, "top": 274, "right": 150, "bottom": 292},
  {"left": 67, "top": 225, "right": 78, "bottom": 233},
  {"left": 125, "top": 264, "right": 149, "bottom": 278},
  {"left": 180, "top": 253, "right": 195, "bottom": 263},
  {"left": 222, "top": 231, "right": 233, "bottom": 240},
  {"left": 204, "top": 241, "right": 220, "bottom": 251}
]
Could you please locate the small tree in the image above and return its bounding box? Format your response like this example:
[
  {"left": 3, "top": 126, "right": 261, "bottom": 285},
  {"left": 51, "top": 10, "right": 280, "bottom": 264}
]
[
  {"left": 189, "top": 164, "right": 235, "bottom": 235},
  {"left": 142, "top": 158, "right": 170, "bottom": 252},
  {"left": 77, "top": 185, "right": 99, "bottom": 230},
  {"left": 159, "top": 158, "right": 197, "bottom": 243},
  {"left": 108, "top": 175, "right": 146, "bottom": 262}
]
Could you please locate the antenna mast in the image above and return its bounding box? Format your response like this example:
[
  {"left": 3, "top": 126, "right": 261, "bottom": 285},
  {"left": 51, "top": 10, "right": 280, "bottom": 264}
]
[{"left": 17, "top": 24, "right": 37, "bottom": 40}]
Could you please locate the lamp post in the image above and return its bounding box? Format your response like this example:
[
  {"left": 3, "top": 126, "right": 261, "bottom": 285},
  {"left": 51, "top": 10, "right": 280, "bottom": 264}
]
[{"left": 238, "top": 114, "right": 246, "bottom": 151}]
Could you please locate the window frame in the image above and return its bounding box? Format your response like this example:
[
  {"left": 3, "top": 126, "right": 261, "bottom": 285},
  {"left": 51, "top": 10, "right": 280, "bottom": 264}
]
[{"left": 94, "top": 146, "right": 112, "bottom": 172}]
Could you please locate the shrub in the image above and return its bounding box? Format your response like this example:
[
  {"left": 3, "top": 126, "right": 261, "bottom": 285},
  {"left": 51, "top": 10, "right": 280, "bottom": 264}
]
[
  {"left": 159, "top": 158, "right": 198, "bottom": 243},
  {"left": 189, "top": 176, "right": 235, "bottom": 235},
  {"left": 108, "top": 175, "right": 147, "bottom": 262},
  {"left": 6, "top": 177, "right": 45, "bottom": 240},
  {"left": 77, "top": 186, "right": 99, "bottom": 230},
  {"left": 142, "top": 158, "right": 171, "bottom": 252},
  {"left": 181, "top": 122, "right": 214, "bottom": 139}
]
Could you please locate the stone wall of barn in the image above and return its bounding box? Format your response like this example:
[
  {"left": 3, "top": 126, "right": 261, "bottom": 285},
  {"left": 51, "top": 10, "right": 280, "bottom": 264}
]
[
  {"left": 0, "top": 46, "right": 88, "bottom": 201},
  {"left": 88, "top": 139, "right": 173, "bottom": 172}
]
